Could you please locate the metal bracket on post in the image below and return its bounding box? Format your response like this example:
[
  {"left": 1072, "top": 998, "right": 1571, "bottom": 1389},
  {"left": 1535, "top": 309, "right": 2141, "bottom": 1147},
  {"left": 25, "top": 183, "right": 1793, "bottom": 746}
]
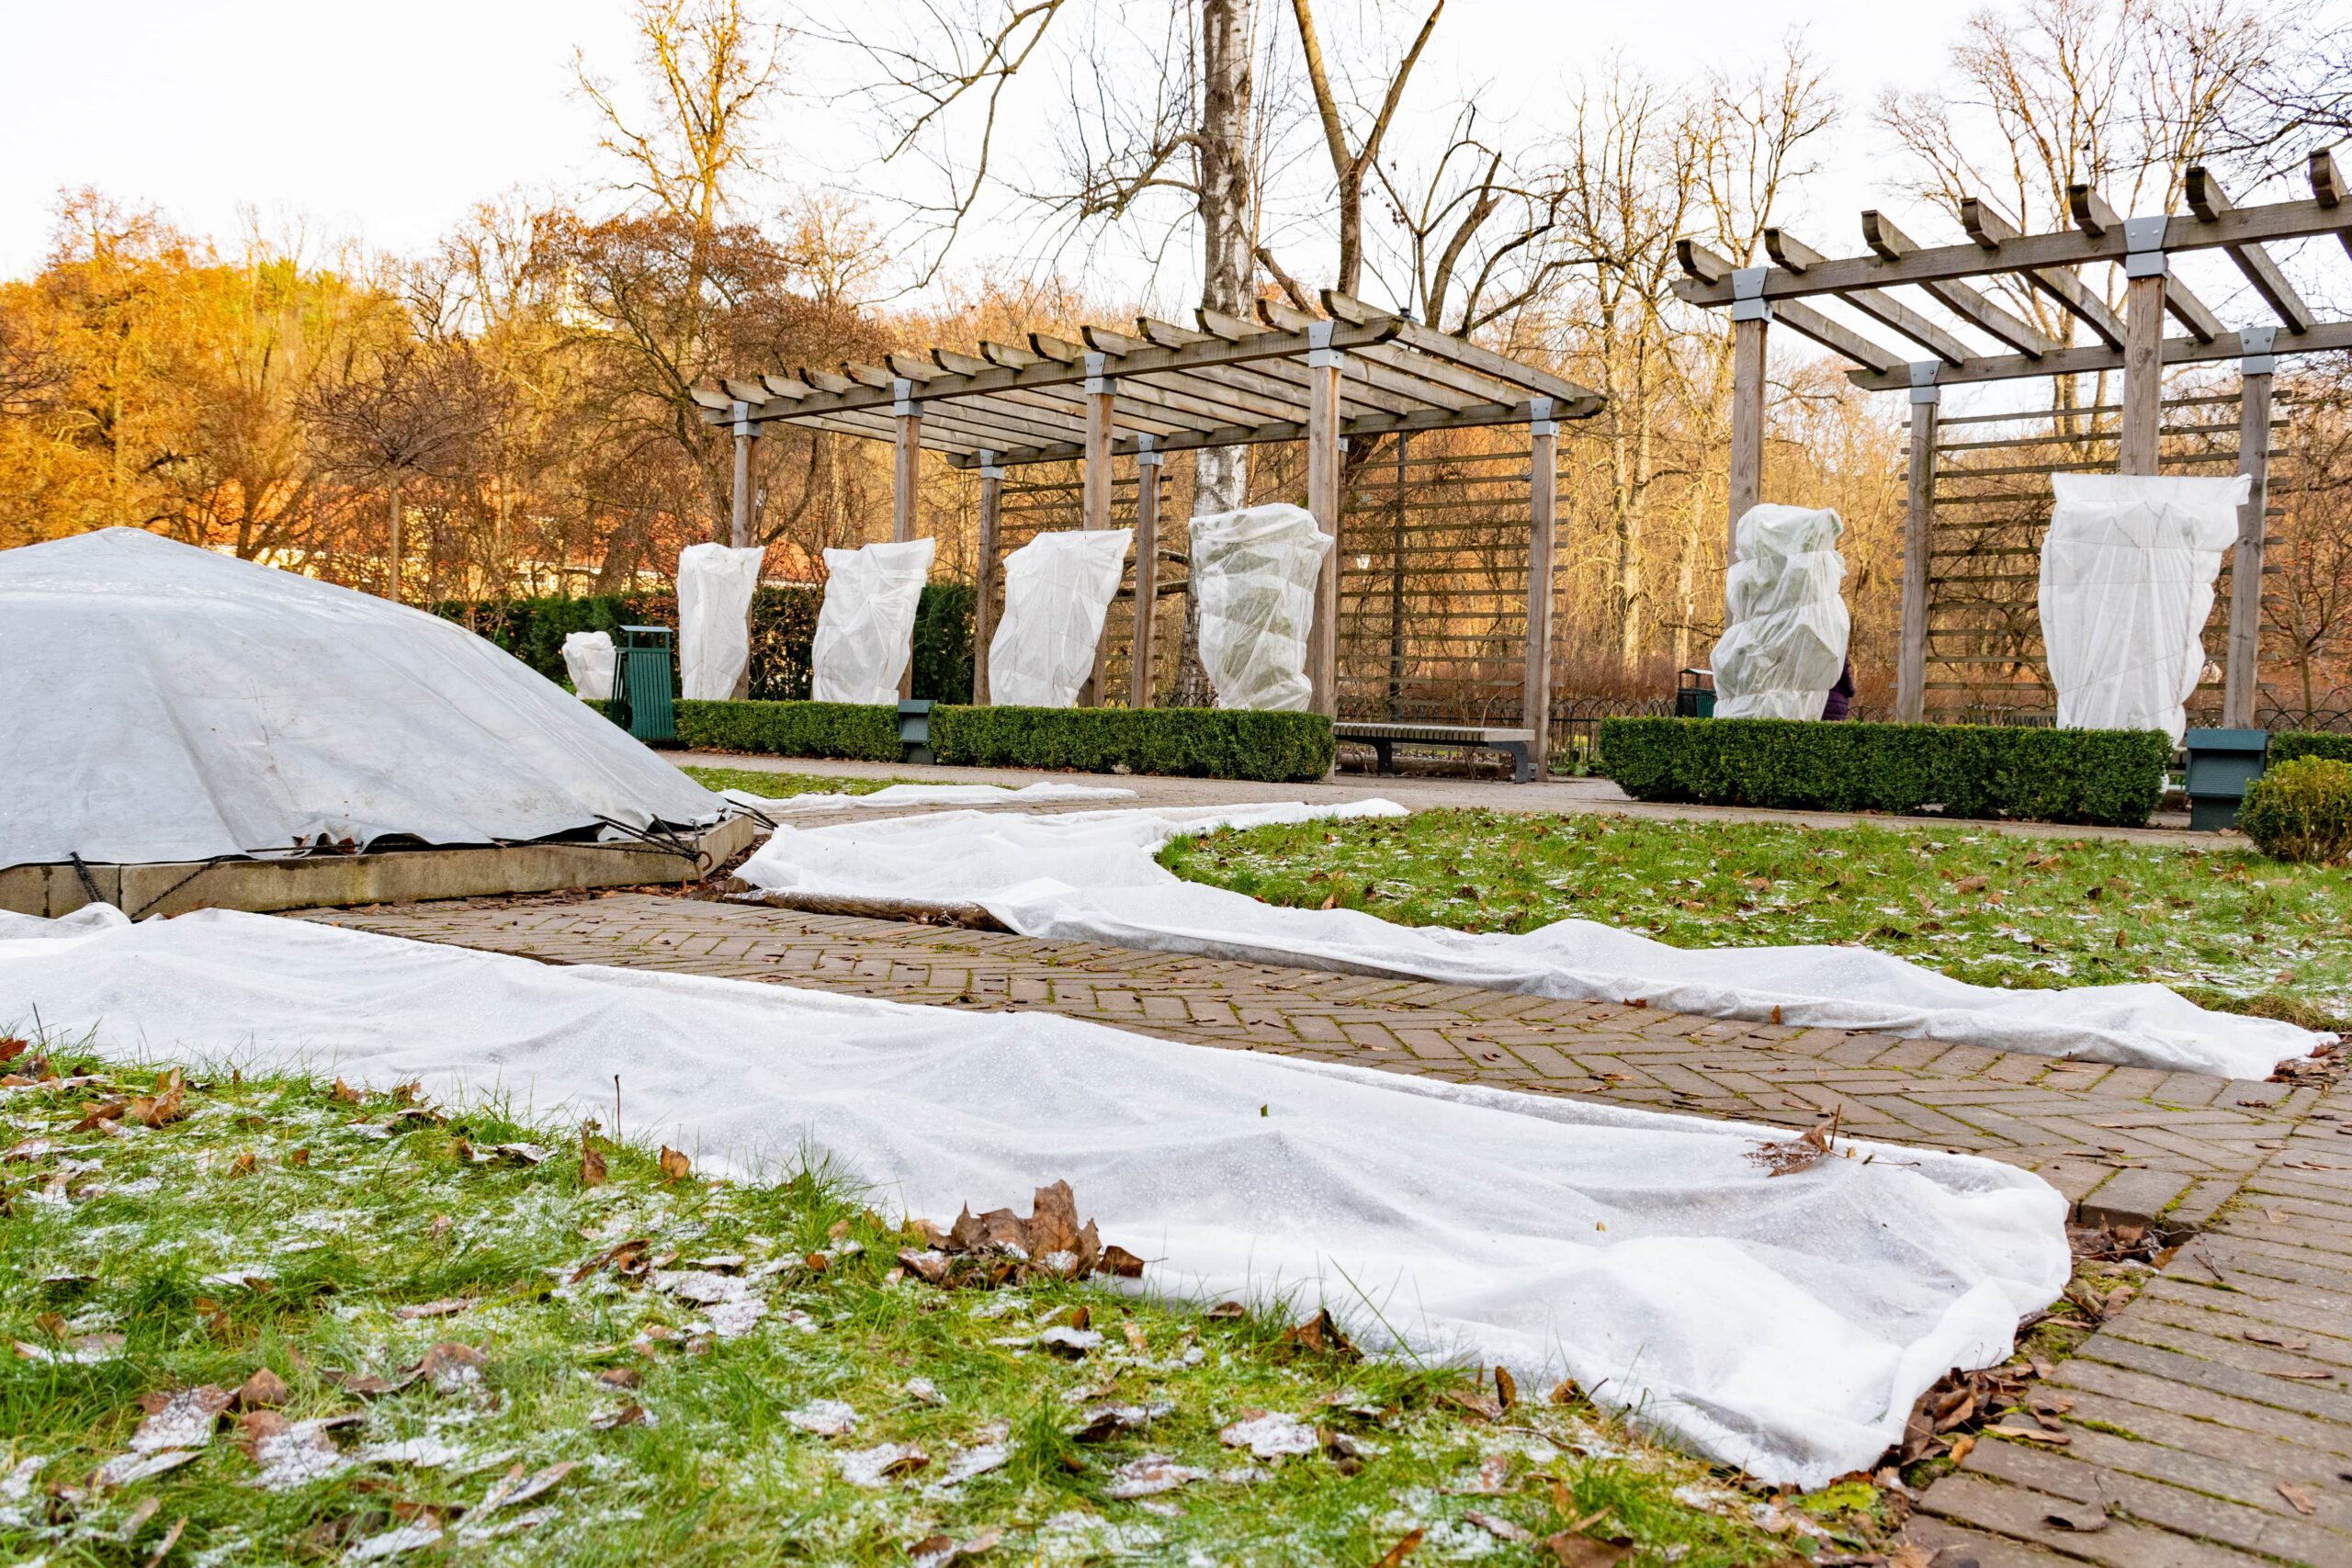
[
  {"left": 2240, "top": 323, "right": 2278, "bottom": 376},
  {"left": 1527, "top": 395, "right": 1557, "bottom": 437},
  {"left": 1306, "top": 319, "right": 1343, "bottom": 368},
  {"left": 2123, "top": 215, "right": 2170, "bottom": 278},
  {"left": 977, "top": 447, "right": 1002, "bottom": 482},
  {"left": 730, "top": 400, "right": 752, "bottom": 437},
  {"left": 1083, "top": 352, "right": 1119, "bottom": 397},
  {"left": 890, "top": 378, "right": 921, "bottom": 419},
  {"left": 1134, "top": 432, "right": 1160, "bottom": 468},
  {"left": 1730, "top": 267, "right": 1773, "bottom": 322},
  {"left": 1907, "top": 361, "right": 1940, "bottom": 406}
]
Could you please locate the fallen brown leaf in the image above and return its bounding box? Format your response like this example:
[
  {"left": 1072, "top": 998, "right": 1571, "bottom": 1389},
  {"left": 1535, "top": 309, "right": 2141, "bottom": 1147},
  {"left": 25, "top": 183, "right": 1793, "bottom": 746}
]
[
  {"left": 143, "top": 1515, "right": 186, "bottom": 1567},
  {"left": 1494, "top": 1365, "right": 1518, "bottom": 1413},
  {"left": 1372, "top": 1528, "right": 1424, "bottom": 1566},
  {"left": 580, "top": 1138, "right": 607, "bottom": 1189},
  {"left": 2278, "top": 1481, "right": 2317, "bottom": 1515},
  {"left": 1544, "top": 1532, "right": 1630, "bottom": 1566},
  {"left": 659, "top": 1145, "right": 691, "bottom": 1182},
  {"left": 1278, "top": 1308, "right": 1359, "bottom": 1361},
  {"left": 1464, "top": 1511, "right": 1532, "bottom": 1543},
  {"left": 1747, "top": 1109, "right": 1842, "bottom": 1178},
  {"left": 233, "top": 1368, "right": 289, "bottom": 1411},
  {"left": 330, "top": 1077, "right": 363, "bottom": 1104}
]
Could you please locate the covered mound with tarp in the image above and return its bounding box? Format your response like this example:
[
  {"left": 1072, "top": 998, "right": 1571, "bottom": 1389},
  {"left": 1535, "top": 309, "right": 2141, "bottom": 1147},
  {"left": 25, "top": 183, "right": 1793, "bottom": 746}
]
[{"left": 0, "top": 528, "right": 719, "bottom": 870}]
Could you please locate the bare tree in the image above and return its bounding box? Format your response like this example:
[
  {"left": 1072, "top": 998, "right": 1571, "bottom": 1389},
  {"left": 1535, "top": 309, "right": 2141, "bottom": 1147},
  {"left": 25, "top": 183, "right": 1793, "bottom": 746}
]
[
  {"left": 1284, "top": 0, "right": 1442, "bottom": 296},
  {"left": 307, "top": 342, "right": 503, "bottom": 602}
]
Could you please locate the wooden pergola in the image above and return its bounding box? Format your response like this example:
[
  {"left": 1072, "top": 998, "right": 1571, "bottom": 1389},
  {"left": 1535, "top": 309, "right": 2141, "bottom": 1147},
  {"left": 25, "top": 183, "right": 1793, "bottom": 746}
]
[
  {"left": 1673, "top": 152, "right": 2352, "bottom": 729},
  {"left": 694, "top": 290, "right": 1601, "bottom": 754}
]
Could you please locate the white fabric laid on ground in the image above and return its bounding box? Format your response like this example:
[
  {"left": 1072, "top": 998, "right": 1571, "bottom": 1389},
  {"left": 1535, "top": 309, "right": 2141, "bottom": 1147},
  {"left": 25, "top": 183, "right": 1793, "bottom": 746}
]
[
  {"left": 1711, "top": 505, "right": 1850, "bottom": 720},
  {"left": 1191, "top": 504, "right": 1332, "bottom": 711},
  {"left": 0, "top": 528, "right": 718, "bottom": 869},
  {"left": 721, "top": 782, "right": 1136, "bottom": 815},
  {"left": 678, "top": 543, "right": 767, "bottom": 700},
  {"left": 560, "top": 631, "right": 616, "bottom": 700},
  {"left": 2040, "top": 474, "right": 2249, "bottom": 744},
  {"left": 0, "top": 901, "right": 2070, "bottom": 1489},
  {"left": 987, "top": 529, "right": 1134, "bottom": 707},
  {"left": 736, "top": 803, "right": 2328, "bottom": 1079},
  {"left": 811, "top": 538, "right": 935, "bottom": 704}
]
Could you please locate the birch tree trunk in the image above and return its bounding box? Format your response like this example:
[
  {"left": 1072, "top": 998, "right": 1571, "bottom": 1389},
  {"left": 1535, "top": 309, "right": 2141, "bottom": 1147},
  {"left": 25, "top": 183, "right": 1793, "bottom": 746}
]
[{"left": 1171, "top": 0, "right": 1256, "bottom": 708}]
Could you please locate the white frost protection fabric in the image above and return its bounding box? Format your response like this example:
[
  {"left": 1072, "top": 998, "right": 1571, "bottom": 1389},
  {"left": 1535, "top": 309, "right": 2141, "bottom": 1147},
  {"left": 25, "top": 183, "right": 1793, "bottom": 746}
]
[
  {"left": 1191, "top": 504, "right": 1332, "bottom": 711},
  {"left": 560, "top": 631, "right": 616, "bottom": 700},
  {"left": 721, "top": 782, "right": 1136, "bottom": 815},
  {"left": 987, "top": 529, "right": 1133, "bottom": 707},
  {"left": 811, "top": 538, "right": 936, "bottom": 705},
  {"left": 2040, "top": 474, "right": 2249, "bottom": 744},
  {"left": 737, "top": 804, "right": 2329, "bottom": 1079},
  {"left": 677, "top": 543, "right": 766, "bottom": 700},
  {"left": 0, "top": 528, "right": 718, "bottom": 869},
  {"left": 1711, "top": 505, "right": 1850, "bottom": 720},
  {"left": 0, "top": 902, "right": 2070, "bottom": 1489}
]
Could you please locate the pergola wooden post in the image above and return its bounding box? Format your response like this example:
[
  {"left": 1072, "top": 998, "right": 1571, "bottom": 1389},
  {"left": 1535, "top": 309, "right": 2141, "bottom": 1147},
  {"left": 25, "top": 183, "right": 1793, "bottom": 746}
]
[
  {"left": 1305, "top": 322, "right": 1344, "bottom": 719},
  {"left": 2225, "top": 327, "right": 2277, "bottom": 728},
  {"left": 973, "top": 451, "right": 1002, "bottom": 705},
  {"left": 1079, "top": 354, "right": 1117, "bottom": 705},
  {"left": 2119, "top": 220, "right": 2170, "bottom": 476},
  {"left": 1522, "top": 399, "right": 1558, "bottom": 771},
  {"left": 729, "top": 400, "right": 756, "bottom": 548},
  {"left": 1897, "top": 364, "right": 1939, "bottom": 723},
  {"left": 891, "top": 379, "right": 922, "bottom": 698},
  {"left": 1728, "top": 269, "right": 1771, "bottom": 555},
  {"left": 1130, "top": 435, "right": 1161, "bottom": 709}
]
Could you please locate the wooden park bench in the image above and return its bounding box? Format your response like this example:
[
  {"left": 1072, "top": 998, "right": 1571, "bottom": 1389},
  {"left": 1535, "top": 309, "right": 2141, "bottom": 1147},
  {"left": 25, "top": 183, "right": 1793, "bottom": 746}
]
[{"left": 1334, "top": 721, "right": 1538, "bottom": 783}]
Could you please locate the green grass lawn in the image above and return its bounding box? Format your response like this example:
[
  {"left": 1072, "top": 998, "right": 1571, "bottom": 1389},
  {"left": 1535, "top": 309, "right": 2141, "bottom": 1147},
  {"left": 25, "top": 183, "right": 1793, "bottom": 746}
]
[
  {"left": 682, "top": 766, "right": 899, "bottom": 798},
  {"left": 0, "top": 1053, "right": 1884, "bottom": 1565},
  {"left": 1159, "top": 809, "right": 2352, "bottom": 1030}
]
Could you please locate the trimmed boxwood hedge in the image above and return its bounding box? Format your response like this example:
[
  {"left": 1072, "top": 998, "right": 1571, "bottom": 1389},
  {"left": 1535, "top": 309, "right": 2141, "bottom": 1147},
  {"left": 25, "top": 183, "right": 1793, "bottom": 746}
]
[
  {"left": 929, "top": 705, "right": 1332, "bottom": 782},
  {"left": 667, "top": 698, "right": 1334, "bottom": 782},
  {"left": 1598, "top": 716, "right": 2171, "bottom": 827},
  {"left": 2268, "top": 731, "right": 2352, "bottom": 765},
  {"left": 672, "top": 699, "right": 901, "bottom": 762}
]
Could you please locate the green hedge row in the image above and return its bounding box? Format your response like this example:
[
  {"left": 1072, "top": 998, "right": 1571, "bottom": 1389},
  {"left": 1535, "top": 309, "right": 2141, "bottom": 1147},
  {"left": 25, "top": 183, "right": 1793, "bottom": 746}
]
[
  {"left": 930, "top": 705, "right": 1333, "bottom": 782},
  {"left": 1598, "top": 716, "right": 2171, "bottom": 827},
  {"left": 667, "top": 699, "right": 1334, "bottom": 782},
  {"left": 672, "top": 700, "right": 903, "bottom": 762},
  {"left": 436, "top": 582, "right": 976, "bottom": 704},
  {"left": 2268, "top": 731, "right": 2352, "bottom": 765}
]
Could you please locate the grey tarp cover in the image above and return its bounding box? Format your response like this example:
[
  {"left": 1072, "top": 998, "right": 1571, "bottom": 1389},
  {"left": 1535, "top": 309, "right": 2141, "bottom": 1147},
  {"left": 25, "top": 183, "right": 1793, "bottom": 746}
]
[{"left": 0, "top": 528, "right": 718, "bottom": 870}]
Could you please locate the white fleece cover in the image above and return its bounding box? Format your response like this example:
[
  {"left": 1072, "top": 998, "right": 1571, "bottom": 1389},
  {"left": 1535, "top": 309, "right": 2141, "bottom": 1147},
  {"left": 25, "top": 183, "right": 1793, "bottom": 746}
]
[
  {"left": 1711, "top": 505, "right": 1850, "bottom": 721},
  {"left": 986, "top": 528, "right": 1133, "bottom": 707},
  {"left": 735, "top": 802, "right": 2326, "bottom": 1079},
  {"left": 721, "top": 782, "right": 1137, "bottom": 815},
  {"left": 0, "top": 901, "right": 2069, "bottom": 1488},
  {"left": 2040, "top": 474, "right": 2249, "bottom": 744},
  {"left": 560, "top": 631, "right": 616, "bottom": 700},
  {"left": 1191, "top": 503, "right": 1332, "bottom": 711},
  {"left": 811, "top": 538, "right": 936, "bottom": 705},
  {"left": 0, "top": 528, "right": 718, "bottom": 869},
  {"left": 678, "top": 543, "right": 767, "bottom": 701}
]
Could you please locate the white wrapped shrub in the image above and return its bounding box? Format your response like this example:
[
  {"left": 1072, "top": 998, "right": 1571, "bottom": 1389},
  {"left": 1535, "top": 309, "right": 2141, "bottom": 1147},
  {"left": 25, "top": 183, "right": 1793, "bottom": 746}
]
[
  {"left": 987, "top": 528, "right": 1133, "bottom": 707},
  {"left": 1190, "top": 503, "right": 1332, "bottom": 711},
  {"left": 1710, "top": 504, "right": 1850, "bottom": 721},
  {"left": 810, "top": 537, "right": 936, "bottom": 705}
]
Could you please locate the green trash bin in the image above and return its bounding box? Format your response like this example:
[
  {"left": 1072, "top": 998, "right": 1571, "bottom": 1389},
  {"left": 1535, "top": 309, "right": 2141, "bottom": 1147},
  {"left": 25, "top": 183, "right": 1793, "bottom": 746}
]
[{"left": 609, "top": 625, "right": 677, "bottom": 744}]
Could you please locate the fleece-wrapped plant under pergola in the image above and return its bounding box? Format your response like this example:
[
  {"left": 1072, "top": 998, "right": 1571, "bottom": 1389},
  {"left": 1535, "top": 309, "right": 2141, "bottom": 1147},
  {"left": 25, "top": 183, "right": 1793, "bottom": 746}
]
[
  {"left": 1674, "top": 152, "right": 2352, "bottom": 728},
  {"left": 693, "top": 290, "right": 1601, "bottom": 761}
]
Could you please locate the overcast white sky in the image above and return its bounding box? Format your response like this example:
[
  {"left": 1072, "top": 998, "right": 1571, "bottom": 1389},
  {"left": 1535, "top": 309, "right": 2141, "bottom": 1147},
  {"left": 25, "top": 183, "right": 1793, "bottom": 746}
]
[{"left": 0, "top": 0, "right": 1963, "bottom": 287}]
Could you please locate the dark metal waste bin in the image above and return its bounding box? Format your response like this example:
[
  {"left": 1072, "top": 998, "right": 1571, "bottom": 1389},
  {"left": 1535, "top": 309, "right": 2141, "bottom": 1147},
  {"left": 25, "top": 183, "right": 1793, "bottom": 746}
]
[
  {"left": 610, "top": 625, "right": 677, "bottom": 744},
  {"left": 2184, "top": 728, "right": 2266, "bottom": 831},
  {"left": 1675, "top": 668, "right": 1715, "bottom": 718},
  {"left": 899, "top": 699, "right": 934, "bottom": 764}
]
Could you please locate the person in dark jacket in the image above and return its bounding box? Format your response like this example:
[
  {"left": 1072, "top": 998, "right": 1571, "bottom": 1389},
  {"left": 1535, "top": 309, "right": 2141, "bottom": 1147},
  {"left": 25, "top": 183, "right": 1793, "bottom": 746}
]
[{"left": 1822, "top": 658, "right": 1856, "bottom": 720}]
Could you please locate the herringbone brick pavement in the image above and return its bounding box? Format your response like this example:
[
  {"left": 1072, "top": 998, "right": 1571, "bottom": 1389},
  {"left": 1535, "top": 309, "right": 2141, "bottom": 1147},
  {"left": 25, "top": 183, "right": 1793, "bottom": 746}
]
[{"left": 307, "top": 890, "right": 2317, "bottom": 1232}]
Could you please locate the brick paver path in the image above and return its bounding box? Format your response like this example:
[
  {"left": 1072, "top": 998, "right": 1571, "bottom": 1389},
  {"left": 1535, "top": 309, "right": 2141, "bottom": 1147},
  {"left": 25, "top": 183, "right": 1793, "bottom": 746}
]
[{"left": 305, "top": 888, "right": 2349, "bottom": 1564}]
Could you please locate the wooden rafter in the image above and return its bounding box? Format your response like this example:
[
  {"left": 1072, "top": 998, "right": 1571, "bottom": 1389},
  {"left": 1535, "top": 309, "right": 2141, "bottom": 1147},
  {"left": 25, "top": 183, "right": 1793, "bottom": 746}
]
[{"left": 703, "top": 297, "right": 1601, "bottom": 467}]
